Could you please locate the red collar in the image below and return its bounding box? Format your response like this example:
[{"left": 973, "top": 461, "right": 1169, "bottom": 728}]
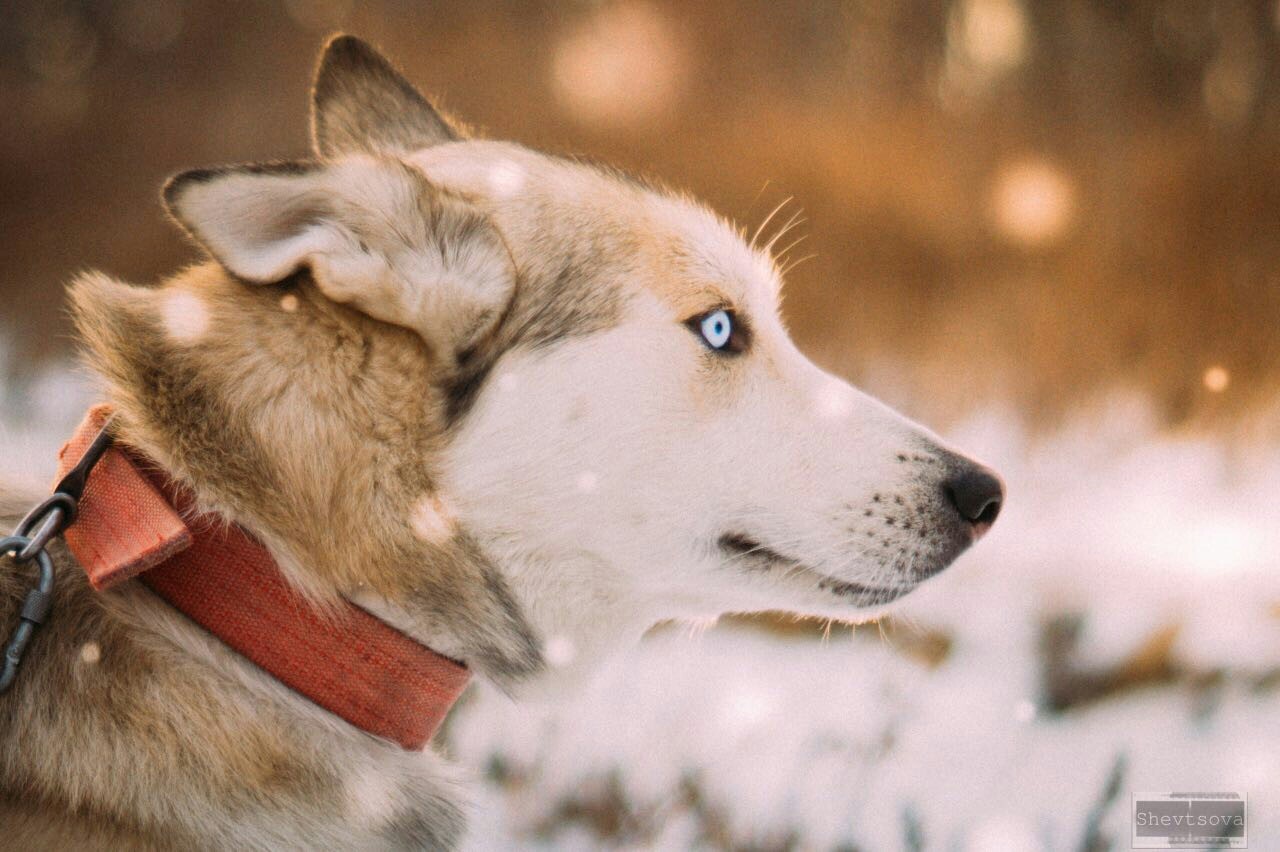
[{"left": 57, "top": 405, "right": 470, "bottom": 750}]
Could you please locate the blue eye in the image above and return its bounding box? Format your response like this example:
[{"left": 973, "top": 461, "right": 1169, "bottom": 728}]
[{"left": 699, "top": 309, "right": 733, "bottom": 350}]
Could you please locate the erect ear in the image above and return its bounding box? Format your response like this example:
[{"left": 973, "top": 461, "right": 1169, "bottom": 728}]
[
  {"left": 311, "top": 34, "right": 462, "bottom": 158},
  {"left": 163, "top": 157, "right": 514, "bottom": 364}
]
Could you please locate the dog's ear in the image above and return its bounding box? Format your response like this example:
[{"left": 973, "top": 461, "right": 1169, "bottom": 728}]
[
  {"left": 311, "top": 34, "right": 461, "bottom": 158},
  {"left": 163, "top": 157, "right": 514, "bottom": 365}
]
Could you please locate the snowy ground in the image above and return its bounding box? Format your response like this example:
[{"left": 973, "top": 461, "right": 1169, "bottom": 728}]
[{"left": 3, "top": 351, "right": 1276, "bottom": 851}]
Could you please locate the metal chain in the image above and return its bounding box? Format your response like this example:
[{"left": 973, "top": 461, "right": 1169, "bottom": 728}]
[{"left": 0, "top": 417, "right": 115, "bottom": 694}]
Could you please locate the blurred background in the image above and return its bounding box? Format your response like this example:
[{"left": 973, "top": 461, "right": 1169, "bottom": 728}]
[{"left": 1, "top": 2, "right": 1278, "bottom": 850}]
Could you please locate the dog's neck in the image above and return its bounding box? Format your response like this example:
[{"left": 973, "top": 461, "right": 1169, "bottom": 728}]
[{"left": 57, "top": 407, "right": 477, "bottom": 749}]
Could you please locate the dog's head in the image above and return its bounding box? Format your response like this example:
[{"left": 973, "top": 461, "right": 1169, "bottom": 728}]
[{"left": 73, "top": 37, "right": 1002, "bottom": 689}]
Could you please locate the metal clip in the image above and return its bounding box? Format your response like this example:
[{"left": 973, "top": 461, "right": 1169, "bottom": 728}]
[{"left": 0, "top": 536, "right": 55, "bottom": 693}]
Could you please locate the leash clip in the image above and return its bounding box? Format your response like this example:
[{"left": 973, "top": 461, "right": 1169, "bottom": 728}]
[
  {"left": 0, "top": 417, "right": 115, "bottom": 694},
  {"left": 0, "top": 537, "right": 55, "bottom": 693}
]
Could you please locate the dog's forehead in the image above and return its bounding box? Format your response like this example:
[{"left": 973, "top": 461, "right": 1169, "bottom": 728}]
[
  {"left": 407, "top": 141, "right": 781, "bottom": 317},
  {"left": 641, "top": 192, "right": 781, "bottom": 316}
]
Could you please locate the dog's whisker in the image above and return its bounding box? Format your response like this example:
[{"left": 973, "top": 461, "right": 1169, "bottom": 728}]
[
  {"left": 772, "top": 233, "right": 809, "bottom": 264},
  {"left": 744, "top": 179, "right": 773, "bottom": 220},
  {"left": 762, "top": 210, "right": 806, "bottom": 255},
  {"left": 751, "top": 196, "right": 793, "bottom": 250},
  {"left": 780, "top": 252, "right": 818, "bottom": 277}
]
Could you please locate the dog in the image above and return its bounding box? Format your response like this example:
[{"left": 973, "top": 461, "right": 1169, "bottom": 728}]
[{"left": 0, "top": 35, "right": 1003, "bottom": 849}]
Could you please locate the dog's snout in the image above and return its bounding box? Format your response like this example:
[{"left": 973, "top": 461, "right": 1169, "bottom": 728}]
[{"left": 942, "top": 465, "right": 1004, "bottom": 536}]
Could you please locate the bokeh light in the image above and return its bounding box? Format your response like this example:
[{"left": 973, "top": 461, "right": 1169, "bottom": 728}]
[
  {"left": 1203, "top": 365, "right": 1230, "bottom": 393},
  {"left": 989, "top": 159, "right": 1076, "bottom": 247},
  {"left": 942, "top": 0, "right": 1029, "bottom": 99},
  {"left": 551, "top": 1, "right": 685, "bottom": 128}
]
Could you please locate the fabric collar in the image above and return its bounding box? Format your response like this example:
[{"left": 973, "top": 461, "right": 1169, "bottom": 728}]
[{"left": 57, "top": 405, "right": 470, "bottom": 750}]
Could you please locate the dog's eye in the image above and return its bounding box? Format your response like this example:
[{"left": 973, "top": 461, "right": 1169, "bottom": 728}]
[
  {"left": 690, "top": 308, "right": 747, "bottom": 354},
  {"left": 700, "top": 310, "right": 733, "bottom": 349},
  {"left": 686, "top": 307, "right": 748, "bottom": 354}
]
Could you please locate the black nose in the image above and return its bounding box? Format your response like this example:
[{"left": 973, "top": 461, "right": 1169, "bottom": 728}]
[{"left": 943, "top": 466, "right": 1004, "bottom": 533}]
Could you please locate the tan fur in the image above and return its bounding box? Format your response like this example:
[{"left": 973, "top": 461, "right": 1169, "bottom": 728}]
[{"left": 0, "top": 793, "right": 165, "bottom": 850}]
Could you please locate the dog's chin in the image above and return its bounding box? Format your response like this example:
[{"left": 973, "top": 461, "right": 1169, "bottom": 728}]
[{"left": 716, "top": 532, "right": 923, "bottom": 609}]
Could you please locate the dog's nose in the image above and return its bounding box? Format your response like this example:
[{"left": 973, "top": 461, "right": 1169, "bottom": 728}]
[{"left": 943, "top": 465, "right": 1004, "bottom": 537}]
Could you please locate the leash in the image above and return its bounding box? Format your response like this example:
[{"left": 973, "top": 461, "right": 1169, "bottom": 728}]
[{"left": 0, "top": 417, "right": 115, "bottom": 692}]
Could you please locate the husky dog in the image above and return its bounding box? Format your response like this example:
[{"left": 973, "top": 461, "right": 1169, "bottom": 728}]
[{"left": 0, "top": 36, "right": 1002, "bottom": 849}]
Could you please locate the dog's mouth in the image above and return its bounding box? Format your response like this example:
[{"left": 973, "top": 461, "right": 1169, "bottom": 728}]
[{"left": 716, "top": 532, "right": 915, "bottom": 606}]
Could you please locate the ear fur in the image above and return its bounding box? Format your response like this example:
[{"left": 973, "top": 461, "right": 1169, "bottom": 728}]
[
  {"left": 162, "top": 161, "right": 334, "bottom": 283},
  {"left": 163, "top": 157, "right": 515, "bottom": 364},
  {"left": 312, "top": 35, "right": 461, "bottom": 158}
]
